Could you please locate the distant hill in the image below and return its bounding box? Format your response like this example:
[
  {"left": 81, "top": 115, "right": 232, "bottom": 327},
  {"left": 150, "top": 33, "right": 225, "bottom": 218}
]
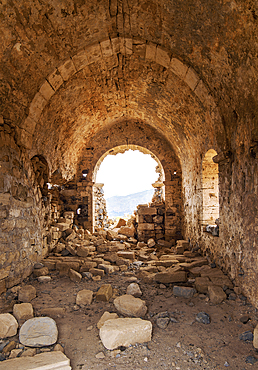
[{"left": 106, "top": 189, "right": 154, "bottom": 218}]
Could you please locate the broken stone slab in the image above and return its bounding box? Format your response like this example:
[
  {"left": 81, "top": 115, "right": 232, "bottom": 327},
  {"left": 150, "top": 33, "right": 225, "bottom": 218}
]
[
  {"left": 208, "top": 285, "right": 227, "bottom": 304},
  {"left": 209, "top": 276, "right": 234, "bottom": 289},
  {"left": 118, "top": 226, "right": 135, "bottom": 237},
  {"left": 126, "top": 283, "right": 142, "bottom": 297},
  {"left": 97, "top": 311, "right": 119, "bottom": 329},
  {"left": 89, "top": 268, "right": 105, "bottom": 277},
  {"left": 98, "top": 264, "right": 115, "bottom": 274},
  {"left": 96, "top": 284, "right": 113, "bottom": 302},
  {"left": 80, "top": 261, "right": 97, "bottom": 272},
  {"left": 33, "top": 267, "right": 49, "bottom": 278},
  {"left": 13, "top": 303, "right": 34, "bottom": 324},
  {"left": 195, "top": 276, "right": 213, "bottom": 293},
  {"left": 154, "top": 271, "right": 187, "bottom": 284},
  {"left": 19, "top": 317, "right": 58, "bottom": 347},
  {"left": 99, "top": 318, "right": 152, "bottom": 350},
  {"left": 0, "top": 314, "right": 18, "bottom": 338},
  {"left": 76, "top": 289, "right": 93, "bottom": 306},
  {"left": 114, "top": 295, "right": 147, "bottom": 317},
  {"left": 69, "top": 268, "right": 82, "bottom": 282},
  {"left": 56, "top": 261, "right": 80, "bottom": 276},
  {"left": 173, "top": 286, "right": 196, "bottom": 298},
  {"left": 18, "top": 285, "right": 36, "bottom": 303},
  {"left": 76, "top": 245, "right": 89, "bottom": 257},
  {"left": 0, "top": 351, "right": 71, "bottom": 370},
  {"left": 117, "top": 251, "right": 135, "bottom": 260}
]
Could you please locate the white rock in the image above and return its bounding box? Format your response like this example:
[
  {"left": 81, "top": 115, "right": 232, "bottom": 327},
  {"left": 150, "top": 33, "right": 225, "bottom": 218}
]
[
  {"left": 19, "top": 317, "right": 58, "bottom": 347},
  {"left": 97, "top": 311, "right": 119, "bottom": 329},
  {"left": 126, "top": 283, "right": 142, "bottom": 297},
  {"left": 100, "top": 318, "right": 152, "bottom": 350},
  {"left": 114, "top": 295, "right": 147, "bottom": 317},
  {"left": 0, "top": 313, "right": 18, "bottom": 339},
  {"left": 38, "top": 276, "right": 52, "bottom": 283}
]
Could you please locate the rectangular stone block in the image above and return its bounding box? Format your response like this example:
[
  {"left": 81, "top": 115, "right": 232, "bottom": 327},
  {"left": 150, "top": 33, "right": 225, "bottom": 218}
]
[
  {"left": 137, "top": 223, "right": 155, "bottom": 231},
  {"left": 95, "top": 284, "right": 113, "bottom": 302},
  {"left": 170, "top": 58, "right": 188, "bottom": 79},
  {"left": 100, "top": 39, "right": 113, "bottom": 57},
  {"left": 156, "top": 46, "right": 170, "bottom": 68},
  {"left": 100, "top": 318, "right": 152, "bottom": 350},
  {"left": 154, "top": 271, "right": 187, "bottom": 284},
  {"left": 184, "top": 67, "right": 199, "bottom": 90},
  {"left": 145, "top": 43, "right": 156, "bottom": 61},
  {"left": 138, "top": 207, "right": 157, "bottom": 215},
  {"left": 0, "top": 351, "right": 71, "bottom": 370},
  {"left": 47, "top": 69, "right": 63, "bottom": 91},
  {"left": 58, "top": 59, "right": 76, "bottom": 81}
]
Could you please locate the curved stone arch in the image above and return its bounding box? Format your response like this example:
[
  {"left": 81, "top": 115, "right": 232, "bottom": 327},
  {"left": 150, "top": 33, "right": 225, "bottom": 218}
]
[
  {"left": 18, "top": 37, "right": 221, "bottom": 150},
  {"left": 92, "top": 144, "right": 165, "bottom": 184}
]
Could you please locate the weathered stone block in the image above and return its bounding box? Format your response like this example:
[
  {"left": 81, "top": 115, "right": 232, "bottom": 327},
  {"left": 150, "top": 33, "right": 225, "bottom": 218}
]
[
  {"left": 117, "top": 251, "right": 135, "bottom": 260},
  {"left": 156, "top": 46, "right": 170, "bottom": 68},
  {"left": 184, "top": 67, "right": 199, "bottom": 90},
  {"left": 33, "top": 267, "right": 49, "bottom": 277},
  {"left": 76, "top": 245, "right": 89, "bottom": 257},
  {"left": 69, "top": 269, "right": 82, "bottom": 282},
  {"left": 89, "top": 268, "right": 105, "bottom": 277},
  {"left": 0, "top": 351, "right": 71, "bottom": 370},
  {"left": 173, "top": 286, "right": 196, "bottom": 298},
  {"left": 154, "top": 271, "right": 187, "bottom": 284},
  {"left": 208, "top": 285, "right": 227, "bottom": 304},
  {"left": 100, "top": 318, "right": 152, "bottom": 350},
  {"left": 170, "top": 58, "right": 188, "bottom": 79},
  {"left": 126, "top": 283, "right": 142, "bottom": 298},
  {"left": 98, "top": 264, "right": 115, "bottom": 274},
  {"left": 253, "top": 324, "right": 258, "bottom": 349},
  {"left": 118, "top": 226, "right": 135, "bottom": 237},
  {"left": 58, "top": 59, "right": 76, "bottom": 81},
  {"left": 195, "top": 277, "right": 213, "bottom": 293},
  {"left": 13, "top": 303, "right": 33, "bottom": 324},
  {"left": 80, "top": 261, "right": 97, "bottom": 272},
  {"left": 96, "top": 284, "right": 113, "bottom": 302},
  {"left": 76, "top": 289, "right": 93, "bottom": 306},
  {"left": 97, "top": 311, "right": 119, "bottom": 329},
  {"left": 18, "top": 285, "right": 36, "bottom": 303},
  {"left": 0, "top": 313, "right": 18, "bottom": 338},
  {"left": 114, "top": 295, "right": 147, "bottom": 317}
]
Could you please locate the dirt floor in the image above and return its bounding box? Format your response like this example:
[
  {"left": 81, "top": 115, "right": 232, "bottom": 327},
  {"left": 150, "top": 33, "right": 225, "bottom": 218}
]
[{"left": 1, "top": 266, "right": 258, "bottom": 370}]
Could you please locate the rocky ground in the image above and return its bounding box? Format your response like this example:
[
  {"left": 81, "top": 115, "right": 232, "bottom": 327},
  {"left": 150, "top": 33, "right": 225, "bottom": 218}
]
[{"left": 0, "top": 227, "right": 258, "bottom": 369}]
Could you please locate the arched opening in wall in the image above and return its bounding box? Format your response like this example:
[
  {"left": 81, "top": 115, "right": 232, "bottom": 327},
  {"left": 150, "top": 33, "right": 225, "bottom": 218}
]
[
  {"left": 202, "top": 149, "right": 219, "bottom": 234},
  {"left": 93, "top": 146, "right": 165, "bottom": 229}
]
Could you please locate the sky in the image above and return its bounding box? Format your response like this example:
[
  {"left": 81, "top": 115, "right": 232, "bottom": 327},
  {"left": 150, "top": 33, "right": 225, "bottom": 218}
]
[{"left": 96, "top": 150, "right": 158, "bottom": 199}]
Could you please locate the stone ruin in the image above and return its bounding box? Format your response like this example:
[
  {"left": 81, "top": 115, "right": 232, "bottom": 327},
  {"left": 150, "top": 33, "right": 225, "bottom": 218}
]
[{"left": 0, "top": 0, "right": 258, "bottom": 368}]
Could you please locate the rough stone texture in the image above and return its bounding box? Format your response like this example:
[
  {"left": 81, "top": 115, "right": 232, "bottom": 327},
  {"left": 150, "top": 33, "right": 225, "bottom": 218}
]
[
  {"left": 114, "top": 295, "right": 147, "bottom": 317},
  {"left": 0, "top": 0, "right": 257, "bottom": 310},
  {"left": 126, "top": 283, "right": 143, "bottom": 298},
  {"left": 18, "top": 286, "right": 36, "bottom": 303},
  {"left": 19, "top": 317, "right": 58, "bottom": 347},
  {"left": 99, "top": 318, "right": 152, "bottom": 350},
  {"left": 76, "top": 290, "right": 93, "bottom": 306},
  {"left": 154, "top": 271, "right": 187, "bottom": 284},
  {"left": 97, "top": 311, "right": 119, "bottom": 329},
  {"left": 0, "top": 351, "right": 71, "bottom": 370},
  {"left": 0, "top": 313, "right": 18, "bottom": 339},
  {"left": 208, "top": 285, "right": 227, "bottom": 304},
  {"left": 253, "top": 324, "right": 258, "bottom": 349},
  {"left": 173, "top": 286, "right": 196, "bottom": 298},
  {"left": 13, "top": 303, "right": 34, "bottom": 324},
  {"left": 69, "top": 269, "right": 82, "bottom": 283},
  {"left": 95, "top": 284, "right": 113, "bottom": 302}
]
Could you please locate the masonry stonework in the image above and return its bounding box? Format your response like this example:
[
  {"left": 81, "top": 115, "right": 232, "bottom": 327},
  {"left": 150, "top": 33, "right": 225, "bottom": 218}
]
[{"left": 0, "top": 1, "right": 257, "bottom": 309}]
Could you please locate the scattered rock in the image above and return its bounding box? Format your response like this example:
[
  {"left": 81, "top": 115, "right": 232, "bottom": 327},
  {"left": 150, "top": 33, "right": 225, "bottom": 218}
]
[
  {"left": 9, "top": 349, "right": 22, "bottom": 359},
  {"left": 99, "top": 318, "right": 152, "bottom": 350},
  {"left": 2, "top": 340, "right": 17, "bottom": 354},
  {"left": 114, "top": 295, "right": 147, "bottom": 317},
  {"left": 53, "top": 344, "right": 64, "bottom": 352},
  {"left": 239, "top": 315, "right": 250, "bottom": 324},
  {"left": 38, "top": 276, "right": 52, "bottom": 283},
  {"left": 95, "top": 352, "right": 105, "bottom": 359},
  {"left": 97, "top": 311, "right": 119, "bottom": 329},
  {"left": 69, "top": 269, "right": 82, "bottom": 282},
  {"left": 147, "top": 238, "right": 156, "bottom": 248},
  {"left": 245, "top": 356, "right": 258, "bottom": 364},
  {"left": 126, "top": 283, "right": 142, "bottom": 297},
  {"left": 76, "top": 290, "right": 93, "bottom": 306},
  {"left": 33, "top": 267, "right": 49, "bottom": 277},
  {"left": 208, "top": 285, "right": 227, "bottom": 304},
  {"left": 20, "top": 348, "right": 37, "bottom": 357},
  {"left": 19, "top": 317, "right": 58, "bottom": 347},
  {"left": 95, "top": 284, "right": 113, "bottom": 302},
  {"left": 196, "top": 312, "right": 210, "bottom": 324},
  {"left": 173, "top": 286, "right": 196, "bottom": 298},
  {"left": 239, "top": 331, "right": 253, "bottom": 342},
  {"left": 0, "top": 313, "right": 18, "bottom": 339},
  {"left": 18, "top": 286, "right": 36, "bottom": 303},
  {"left": 156, "top": 317, "right": 170, "bottom": 329},
  {"left": 13, "top": 303, "right": 34, "bottom": 324}
]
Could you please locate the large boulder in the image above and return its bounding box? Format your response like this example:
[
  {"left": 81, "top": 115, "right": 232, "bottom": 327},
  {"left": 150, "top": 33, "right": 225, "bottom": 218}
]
[
  {"left": 114, "top": 295, "right": 147, "bottom": 317},
  {"left": 99, "top": 318, "right": 152, "bottom": 350},
  {"left": 19, "top": 317, "right": 58, "bottom": 347},
  {"left": 0, "top": 313, "right": 18, "bottom": 339}
]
